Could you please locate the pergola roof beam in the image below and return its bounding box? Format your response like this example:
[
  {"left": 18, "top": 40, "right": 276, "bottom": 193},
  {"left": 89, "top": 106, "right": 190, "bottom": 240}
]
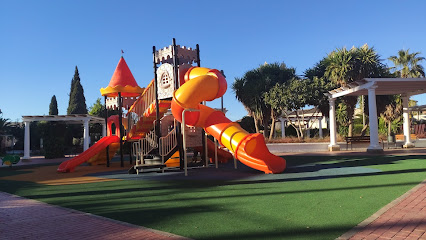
[
  {"left": 327, "top": 78, "right": 426, "bottom": 98},
  {"left": 328, "top": 81, "right": 375, "bottom": 99},
  {"left": 22, "top": 114, "right": 104, "bottom": 124}
]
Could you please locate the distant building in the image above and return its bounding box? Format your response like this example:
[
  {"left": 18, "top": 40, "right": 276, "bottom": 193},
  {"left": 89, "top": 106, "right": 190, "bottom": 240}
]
[
  {"left": 0, "top": 134, "right": 15, "bottom": 150},
  {"left": 0, "top": 122, "right": 21, "bottom": 151},
  {"left": 410, "top": 105, "right": 426, "bottom": 122},
  {"left": 278, "top": 108, "right": 327, "bottom": 138}
]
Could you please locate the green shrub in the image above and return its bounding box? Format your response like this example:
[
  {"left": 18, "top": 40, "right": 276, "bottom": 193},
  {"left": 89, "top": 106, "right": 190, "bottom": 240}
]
[
  {"left": 39, "top": 122, "right": 65, "bottom": 159},
  {"left": 353, "top": 124, "right": 364, "bottom": 135},
  {"left": 338, "top": 126, "right": 348, "bottom": 137}
]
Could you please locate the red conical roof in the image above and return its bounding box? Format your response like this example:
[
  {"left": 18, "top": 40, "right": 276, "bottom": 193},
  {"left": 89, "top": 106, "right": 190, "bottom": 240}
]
[
  {"left": 108, "top": 57, "right": 138, "bottom": 88},
  {"left": 100, "top": 57, "right": 144, "bottom": 97}
]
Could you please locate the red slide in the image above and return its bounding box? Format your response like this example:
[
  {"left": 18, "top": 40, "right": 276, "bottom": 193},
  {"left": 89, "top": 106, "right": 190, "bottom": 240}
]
[{"left": 57, "top": 136, "right": 120, "bottom": 173}]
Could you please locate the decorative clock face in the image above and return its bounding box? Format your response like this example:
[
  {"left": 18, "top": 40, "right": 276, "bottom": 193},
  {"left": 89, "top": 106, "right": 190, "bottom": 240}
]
[{"left": 157, "top": 63, "right": 174, "bottom": 99}]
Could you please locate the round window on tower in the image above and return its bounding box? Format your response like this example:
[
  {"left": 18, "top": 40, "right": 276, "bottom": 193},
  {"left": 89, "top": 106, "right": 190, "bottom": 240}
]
[{"left": 161, "top": 72, "right": 171, "bottom": 88}]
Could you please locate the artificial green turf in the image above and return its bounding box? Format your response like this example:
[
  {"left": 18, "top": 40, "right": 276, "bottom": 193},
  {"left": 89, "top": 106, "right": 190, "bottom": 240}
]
[{"left": 0, "top": 154, "right": 425, "bottom": 240}]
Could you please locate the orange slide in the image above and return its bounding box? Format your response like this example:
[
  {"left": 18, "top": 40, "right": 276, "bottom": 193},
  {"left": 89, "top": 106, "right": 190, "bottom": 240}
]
[
  {"left": 171, "top": 67, "right": 286, "bottom": 174},
  {"left": 57, "top": 135, "right": 120, "bottom": 173}
]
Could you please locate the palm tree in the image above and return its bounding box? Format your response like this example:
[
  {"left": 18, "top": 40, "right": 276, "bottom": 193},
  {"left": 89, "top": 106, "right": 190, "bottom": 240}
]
[
  {"left": 388, "top": 49, "right": 425, "bottom": 78},
  {"left": 233, "top": 63, "right": 297, "bottom": 138},
  {"left": 324, "top": 47, "right": 357, "bottom": 136},
  {"left": 324, "top": 47, "right": 353, "bottom": 86},
  {"left": 324, "top": 44, "right": 388, "bottom": 136},
  {"left": 353, "top": 44, "right": 387, "bottom": 79},
  {"left": 0, "top": 114, "right": 10, "bottom": 134},
  {"left": 381, "top": 95, "right": 402, "bottom": 139},
  {"left": 233, "top": 71, "right": 263, "bottom": 133}
]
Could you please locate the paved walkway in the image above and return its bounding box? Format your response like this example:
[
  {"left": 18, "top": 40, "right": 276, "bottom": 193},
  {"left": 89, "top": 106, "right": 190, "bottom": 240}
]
[
  {"left": 0, "top": 192, "right": 190, "bottom": 240},
  {"left": 339, "top": 180, "right": 426, "bottom": 240}
]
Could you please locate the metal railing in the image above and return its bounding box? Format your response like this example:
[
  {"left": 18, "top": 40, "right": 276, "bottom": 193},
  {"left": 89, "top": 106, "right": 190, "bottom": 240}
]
[
  {"left": 159, "top": 128, "right": 177, "bottom": 157},
  {"left": 132, "top": 140, "right": 142, "bottom": 165},
  {"left": 141, "top": 129, "right": 158, "bottom": 156},
  {"left": 159, "top": 128, "right": 177, "bottom": 173},
  {"left": 132, "top": 129, "right": 158, "bottom": 166},
  {"left": 127, "top": 80, "right": 155, "bottom": 133}
]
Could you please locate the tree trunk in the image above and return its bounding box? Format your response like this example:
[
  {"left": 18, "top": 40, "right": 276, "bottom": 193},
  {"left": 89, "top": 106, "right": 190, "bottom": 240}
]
[
  {"left": 298, "top": 124, "right": 304, "bottom": 139},
  {"left": 269, "top": 117, "right": 276, "bottom": 141},
  {"left": 344, "top": 96, "right": 357, "bottom": 137},
  {"left": 295, "top": 112, "right": 304, "bottom": 139},
  {"left": 361, "top": 96, "right": 366, "bottom": 127},
  {"left": 263, "top": 115, "right": 270, "bottom": 138},
  {"left": 284, "top": 114, "right": 300, "bottom": 139},
  {"left": 348, "top": 120, "right": 353, "bottom": 137},
  {"left": 253, "top": 115, "right": 260, "bottom": 133},
  {"left": 290, "top": 123, "right": 300, "bottom": 139},
  {"left": 360, "top": 124, "right": 369, "bottom": 136},
  {"left": 388, "top": 121, "right": 392, "bottom": 136}
]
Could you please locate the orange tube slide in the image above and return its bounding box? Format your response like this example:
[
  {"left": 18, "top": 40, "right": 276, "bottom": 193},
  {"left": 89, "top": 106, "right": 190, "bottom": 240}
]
[{"left": 171, "top": 67, "right": 286, "bottom": 174}]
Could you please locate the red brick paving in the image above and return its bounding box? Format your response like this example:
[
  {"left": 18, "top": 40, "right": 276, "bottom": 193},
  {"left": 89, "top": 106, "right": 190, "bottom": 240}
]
[
  {"left": 339, "top": 180, "right": 426, "bottom": 240},
  {"left": 0, "top": 192, "right": 190, "bottom": 240}
]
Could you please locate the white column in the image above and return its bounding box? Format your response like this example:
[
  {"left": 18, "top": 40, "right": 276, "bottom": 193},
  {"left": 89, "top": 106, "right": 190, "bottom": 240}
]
[
  {"left": 306, "top": 121, "right": 310, "bottom": 138},
  {"left": 280, "top": 118, "right": 286, "bottom": 138},
  {"left": 319, "top": 117, "right": 323, "bottom": 138},
  {"left": 328, "top": 98, "right": 340, "bottom": 151},
  {"left": 367, "top": 85, "right": 383, "bottom": 152},
  {"left": 23, "top": 121, "right": 31, "bottom": 160},
  {"left": 402, "top": 95, "right": 414, "bottom": 148},
  {"left": 102, "top": 123, "right": 107, "bottom": 137},
  {"left": 83, "top": 119, "right": 90, "bottom": 151}
]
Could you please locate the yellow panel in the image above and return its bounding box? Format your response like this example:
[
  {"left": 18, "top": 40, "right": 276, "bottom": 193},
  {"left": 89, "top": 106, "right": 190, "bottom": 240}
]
[
  {"left": 220, "top": 124, "right": 249, "bottom": 152},
  {"left": 165, "top": 151, "right": 180, "bottom": 168}
]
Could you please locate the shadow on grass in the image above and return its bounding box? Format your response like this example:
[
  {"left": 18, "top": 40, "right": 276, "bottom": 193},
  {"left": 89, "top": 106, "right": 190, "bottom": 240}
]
[
  {"left": 1, "top": 154, "right": 425, "bottom": 210},
  {"left": 195, "top": 220, "right": 426, "bottom": 240},
  {"left": 1, "top": 172, "right": 423, "bottom": 209},
  {"left": 1, "top": 154, "right": 425, "bottom": 201},
  {"left": 284, "top": 154, "right": 424, "bottom": 169}
]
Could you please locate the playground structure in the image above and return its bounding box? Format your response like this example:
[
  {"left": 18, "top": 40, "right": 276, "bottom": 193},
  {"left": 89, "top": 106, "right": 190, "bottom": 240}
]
[{"left": 57, "top": 39, "right": 286, "bottom": 174}]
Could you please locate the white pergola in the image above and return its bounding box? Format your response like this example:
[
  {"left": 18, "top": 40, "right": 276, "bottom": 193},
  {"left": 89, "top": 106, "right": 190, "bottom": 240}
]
[
  {"left": 22, "top": 114, "right": 106, "bottom": 159},
  {"left": 326, "top": 78, "right": 426, "bottom": 152}
]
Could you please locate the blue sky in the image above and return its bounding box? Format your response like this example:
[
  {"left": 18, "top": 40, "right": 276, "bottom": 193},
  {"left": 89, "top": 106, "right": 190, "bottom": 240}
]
[{"left": 1, "top": 0, "right": 425, "bottom": 122}]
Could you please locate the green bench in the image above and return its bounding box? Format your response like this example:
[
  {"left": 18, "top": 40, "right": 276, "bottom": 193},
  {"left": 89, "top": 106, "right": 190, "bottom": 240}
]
[{"left": 1, "top": 155, "right": 21, "bottom": 167}]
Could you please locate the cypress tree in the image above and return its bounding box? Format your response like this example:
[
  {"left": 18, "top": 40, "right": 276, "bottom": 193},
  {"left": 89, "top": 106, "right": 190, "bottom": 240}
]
[
  {"left": 49, "top": 95, "right": 58, "bottom": 115},
  {"left": 67, "top": 66, "right": 87, "bottom": 114},
  {"left": 44, "top": 95, "right": 65, "bottom": 158}
]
